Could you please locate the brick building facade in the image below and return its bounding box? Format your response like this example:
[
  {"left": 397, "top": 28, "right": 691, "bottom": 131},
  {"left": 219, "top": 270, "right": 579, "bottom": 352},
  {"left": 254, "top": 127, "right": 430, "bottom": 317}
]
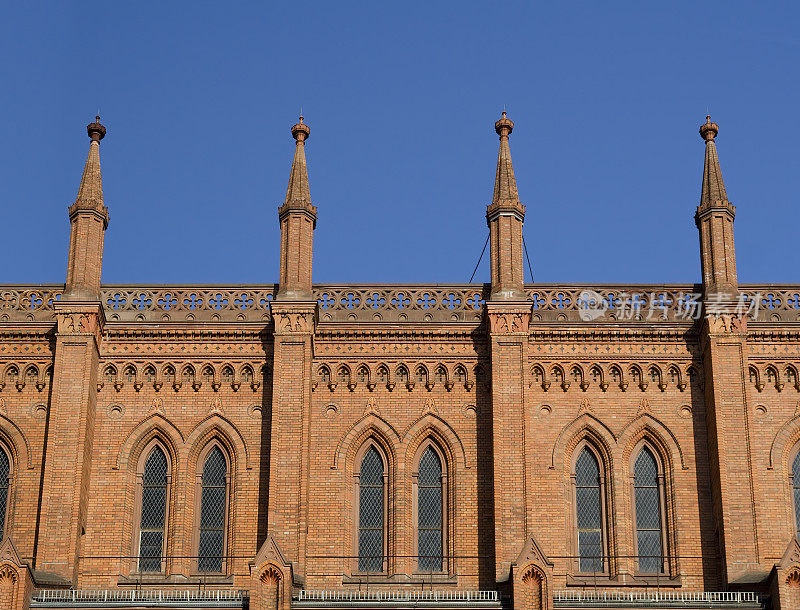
[{"left": 0, "top": 113, "right": 798, "bottom": 610}]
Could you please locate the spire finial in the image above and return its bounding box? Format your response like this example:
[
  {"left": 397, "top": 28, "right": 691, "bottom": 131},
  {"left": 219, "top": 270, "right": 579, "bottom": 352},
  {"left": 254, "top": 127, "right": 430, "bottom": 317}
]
[
  {"left": 495, "top": 110, "right": 513, "bottom": 139},
  {"left": 291, "top": 115, "right": 310, "bottom": 143},
  {"left": 87, "top": 115, "right": 106, "bottom": 142},
  {"left": 700, "top": 115, "right": 718, "bottom": 142}
]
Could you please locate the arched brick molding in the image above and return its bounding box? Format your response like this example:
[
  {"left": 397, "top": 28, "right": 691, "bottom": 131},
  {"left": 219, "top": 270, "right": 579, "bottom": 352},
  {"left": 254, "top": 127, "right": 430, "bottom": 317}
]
[
  {"left": 619, "top": 415, "right": 687, "bottom": 471},
  {"left": 0, "top": 538, "right": 33, "bottom": 610},
  {"left": 402, "top": 413, "right": 468, "bottom": 469},
  {"left": 333, "top": 413, "right": 400, "bottom": 470},
  {"left": 520, "top": 567, "right": 544, "bottom": 610},
  {"left": 0, "top": 417, "right": 32, "bottom": 471},
  {"left": 185, "top": 413, "right": 250, "bottom": 470},
  {"left": 0, "top": 565, "right": 18, "bottom": 610},
  {"left": 551, "top": 413, "right": 616, "bottom": 470},
  {"left": 250, "top": 535, "right": 292, "bottom": 610},
  {"left": 512, "top": 536, "right": 553, "bottom": 610},
  {"left": 776, "top": 537, "right": 800, "bottom": 610},
  {"left": 770, "top": 416, "right": 800, "bottom": 470},
  {"left": 115, "top": 414, "right": 184, "bottom": 471}
]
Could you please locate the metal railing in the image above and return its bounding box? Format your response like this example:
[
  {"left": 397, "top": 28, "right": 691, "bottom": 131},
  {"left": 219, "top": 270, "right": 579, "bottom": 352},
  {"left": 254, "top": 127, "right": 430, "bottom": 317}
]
[
  {"left": 31, "top": 588, "right": 245, "bottom": 607},
  {"left": 298, "top": 590, "right": 499, "bottom": 603},
  {"left": 554, "top": 591, "right": 761, "bottom": 605}
]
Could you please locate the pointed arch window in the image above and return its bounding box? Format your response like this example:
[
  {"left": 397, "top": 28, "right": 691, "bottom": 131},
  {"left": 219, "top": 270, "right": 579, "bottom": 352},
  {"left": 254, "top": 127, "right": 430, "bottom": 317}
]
[
  {"left": 357, "top": 446, "right": 385, "bottom": 572},
  {"left": 416, "top": 445, "right": 445, "bottom": 572},
  {"left": 633, "top": 447, "right": 665, "bottom": 573},
  {"left": 197, "top": 446, "right": 229, "bottom": 573},
  {"left": 0, "top": 447, "right": 11, "bottom": 540},
  {"left": 792, "top": 450, "right": 800, "bottom": 538},
  {"left": 137, "top": 445, "right": 170, "bottom": 573},
  {"left": 574, "top": 446, "right": 605, "bottom": 573}
]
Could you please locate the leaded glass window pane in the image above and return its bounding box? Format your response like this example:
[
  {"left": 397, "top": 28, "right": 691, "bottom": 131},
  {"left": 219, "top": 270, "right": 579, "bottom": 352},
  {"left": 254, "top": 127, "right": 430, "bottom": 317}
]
[
  {"left": 793, "top": 452, "right": 800, "bottom": 538},
  {"left": 635, "top": 448, "right": 663, "bottom": 573},
  {"left": 358, "top": 447, "right": 384, "bottom": 572},
  {"left": 0, "top": 450, "right": 9, "bottom": 540},
  {"left": 139, "top": 446, "right": 168, "bottom": 573},
  {"left": 199, "top": 447, "right": 227, "bottom": 572},
  {"left": 418, "top": 447, "right": 443, "bottom": 572},
  {"left": 575, "top": 448, "right": 603, "bottom": 573}
]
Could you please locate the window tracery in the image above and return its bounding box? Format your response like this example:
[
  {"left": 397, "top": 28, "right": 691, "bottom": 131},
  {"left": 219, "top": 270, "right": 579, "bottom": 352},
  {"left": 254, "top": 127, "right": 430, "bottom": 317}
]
[
  {"left": 198, "top": 446, "right": 228, "bottom": 573},
  {"left": 633, "top": 446, "right": 665, "bottom": 573},
  {"left": 417, "top": 446, "right": 444, "bottom": 572},
  {"left": 357, "top": 445, "right": 385, "bottom": 573},
  {"left": 0, "top": 446, "right": 11, "bottom": 540},
  {"left": 138, "top": 445, "right": 169, "bottom": 573},
  {"left": 574, "top": 446, "right": 605, "bottom": 573}
]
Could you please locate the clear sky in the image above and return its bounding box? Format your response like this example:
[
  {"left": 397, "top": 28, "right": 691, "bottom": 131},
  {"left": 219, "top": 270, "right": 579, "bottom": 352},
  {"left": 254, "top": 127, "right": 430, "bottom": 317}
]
[{"left": 1, "top": 2, "right": 797, "bottom": 285}]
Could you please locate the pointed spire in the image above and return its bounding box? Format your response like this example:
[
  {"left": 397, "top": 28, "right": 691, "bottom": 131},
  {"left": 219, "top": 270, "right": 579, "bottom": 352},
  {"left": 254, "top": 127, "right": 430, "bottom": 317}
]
[
  {"left": 277, "top": 116, "right": 317, "bottom": 300},
  {"left": 492, "top": 111, "right": 520, "bottom": 204},
  {"left": 695, "top": 115, "right": 738, "bottom": 297},
  {"left": 486, "top": 112, "right": 526, "bottom": 300},
  {"left": 699, "top": 115, "right": 729, "bottom": 207},
  {"left": 284, "top": 116, "right": 311, "bottom": 205},
  {"left": 74, "top": 116, "right": 106, "bottom": 211}
]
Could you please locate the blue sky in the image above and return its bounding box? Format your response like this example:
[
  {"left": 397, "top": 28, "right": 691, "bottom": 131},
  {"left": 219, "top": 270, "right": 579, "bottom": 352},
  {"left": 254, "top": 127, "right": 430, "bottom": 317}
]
[{"left": 1, "top": 2, "right": 797, "bottom": 285}]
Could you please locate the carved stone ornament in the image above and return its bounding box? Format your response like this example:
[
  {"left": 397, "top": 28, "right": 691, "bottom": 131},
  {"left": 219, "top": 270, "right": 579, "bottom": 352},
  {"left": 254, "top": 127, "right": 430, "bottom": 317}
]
[
  {"left": 637, "top": 397, "right": 652, "bottom": 416},
  {"left": 705, "top": 313, "right": 747, "bottom": 335},
  {"left": 273, "top": 311, "right": 313, "bottom": 334},
  {"left": 0, "top": 398, "right": 5, "bottom": 415},
  {"left": 364, "top": 397, "right": 379, "bottom": 416},
  {"left": 55, "top": 302, "right": 105, "bottom": 345},
  {"left": 488, "top": 311, "right": 531, "bottom": 335},
  {"left": 210, "top": 396, "right": 223, "bottom": 414},
  {"left": 150, "top": 397, "right": 164, "bottom": 414},
  {"left": 578, "top": 398, "right": 591, "bottom": 413},
  {"left": 58, "top": 313, "right": 103, "bottom": 344},
  {"left": 423, "top": 397, "right": 438, "bottom": 415}
]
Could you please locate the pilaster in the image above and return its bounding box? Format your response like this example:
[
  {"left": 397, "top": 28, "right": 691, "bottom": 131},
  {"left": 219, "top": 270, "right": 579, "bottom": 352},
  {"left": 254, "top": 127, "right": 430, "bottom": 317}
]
[
  {"left": 700, "top": 310, "right": 759, "bottom": 583},
  {"left": 36, "top": 302, "right": 104, "bottom": 582},
  {"left": 486, "top": 301, "right": 531, "bottom": 583},
  {"left": 266, "top": 301, "right": 317, "bottom": 582}
]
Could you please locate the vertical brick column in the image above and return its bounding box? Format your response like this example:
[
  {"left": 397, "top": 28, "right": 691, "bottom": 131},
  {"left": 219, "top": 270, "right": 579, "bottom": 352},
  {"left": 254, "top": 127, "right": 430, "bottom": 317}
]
[
  {"left": 487, "top": 303, "right": 531, "bottom": 582},
  {"left": 266, "top": 302, "right": 316, "bottom": 577},
  {"left": 36, "top": 303, "right": 103, "bottom": 582},
  {"left": 700, "top": 312, "right": 758, "bottom": 583}
]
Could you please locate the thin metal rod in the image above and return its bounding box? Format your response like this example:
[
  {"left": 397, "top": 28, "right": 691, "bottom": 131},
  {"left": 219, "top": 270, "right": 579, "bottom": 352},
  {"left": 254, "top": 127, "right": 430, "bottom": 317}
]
[
  {"left": 522, "top": 233, "right": 534, "bottom": 283},
  {"left": 469, "top": 234, "right": 490, "bottom": 283}
]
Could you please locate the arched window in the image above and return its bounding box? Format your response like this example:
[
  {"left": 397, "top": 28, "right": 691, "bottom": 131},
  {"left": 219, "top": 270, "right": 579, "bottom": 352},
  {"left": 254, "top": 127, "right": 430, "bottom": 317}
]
[
  {"left": 634, "top": 447, "right": 664, "bottom": 573},
  {"left": 417, "top": 446, "right": 444, "bottom": 572},
  {"left": 357, "top": 446, "right": 385, "bottom": 572},
  {"left": 138, "top": 445, "right": 169, "bottom": 573},
  {"left": 792, "top": 450, "right": 800, "bottom": 538},
  {"left": 198, "top": 446, "right": 228, "bottom": 573},
  {"left": 0, "top": 447, "right": 11, "bottom": 540},
  {"left": 574, "top": 446, "right": 605, "bottom": 573}
]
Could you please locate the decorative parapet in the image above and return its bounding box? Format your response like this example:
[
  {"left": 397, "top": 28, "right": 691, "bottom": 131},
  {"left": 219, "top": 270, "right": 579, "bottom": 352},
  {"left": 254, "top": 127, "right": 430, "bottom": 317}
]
[
  {"left": 0, "top": 284, "right": 797, "bottom": 325},
  {"left": 314, "top": 285, "right": 488, "bottom": 323}
]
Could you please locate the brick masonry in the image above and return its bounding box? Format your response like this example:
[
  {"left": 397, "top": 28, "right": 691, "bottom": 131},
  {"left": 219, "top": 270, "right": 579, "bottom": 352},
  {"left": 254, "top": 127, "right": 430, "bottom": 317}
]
[{"left": 0, "top": 115, "right": 798, "bottom": 610}]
